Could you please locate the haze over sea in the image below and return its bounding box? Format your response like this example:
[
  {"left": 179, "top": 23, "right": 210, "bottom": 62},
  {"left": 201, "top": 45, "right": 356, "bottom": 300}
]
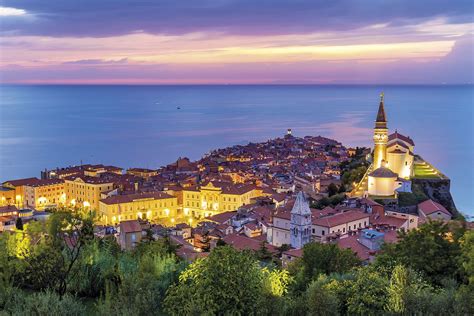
[{"left": 0, "top": 85, "right": 472, "bottom": 217}]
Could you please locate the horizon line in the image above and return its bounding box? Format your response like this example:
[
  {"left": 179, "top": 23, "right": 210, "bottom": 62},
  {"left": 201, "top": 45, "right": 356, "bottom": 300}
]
[{"left": 2, "top": 82, "right": 473, "bottom": 87}]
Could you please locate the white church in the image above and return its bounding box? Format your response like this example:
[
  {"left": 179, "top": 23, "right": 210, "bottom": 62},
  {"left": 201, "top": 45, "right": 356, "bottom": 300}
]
[{"left": 353, "top": 93, "right": 417, "bottom": 198}]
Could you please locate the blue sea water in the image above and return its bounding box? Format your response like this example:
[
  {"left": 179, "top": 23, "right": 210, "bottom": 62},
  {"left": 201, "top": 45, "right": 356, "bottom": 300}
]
[{"left": 0, "top": 85, "right": 473, "bottom": 216}]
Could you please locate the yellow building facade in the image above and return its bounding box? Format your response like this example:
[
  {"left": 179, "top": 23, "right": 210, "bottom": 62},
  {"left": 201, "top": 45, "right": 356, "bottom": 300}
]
[
  {"left": 65, "top": 176, "right": 114, "bottom": 211},
  {"left": 3, "top": 178, "right": 42, "bottom": 209},
  {"left": 181, "top": 181, "right": 260, "bottom": 218},
  {"left": 126, "top": 168, "right": 158, "bottom": 179},
  {"left": 99, "top": 192, "right": 178, "bottom": 225},
  {"left": 24, "top": 179, "right": 66, "bottom": 210},
  {"left": 0, "top": 187, "right": 15, "bottom": 207}
]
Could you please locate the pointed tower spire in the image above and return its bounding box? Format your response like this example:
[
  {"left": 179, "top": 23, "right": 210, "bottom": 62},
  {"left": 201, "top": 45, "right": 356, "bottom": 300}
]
[
  {"left": 375, "top": 92, "right": 387, "bottom": 128},
  {"left": 291, "top": 191, "right": 311, "bottom": 215},
  {"left": 373, "top": 92, "right": 388, "bottom": 168}
]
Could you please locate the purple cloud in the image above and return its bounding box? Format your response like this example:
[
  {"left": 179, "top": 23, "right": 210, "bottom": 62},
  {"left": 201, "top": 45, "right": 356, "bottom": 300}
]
[
  {"left": 62, "top": 58, "right": 128, "bottom": 65},
  {"left": 1, "top": 35, "right": 472, "bottom": 84},
  {"left": 1, "top": 0, "right": 473, "bottom": 37}
]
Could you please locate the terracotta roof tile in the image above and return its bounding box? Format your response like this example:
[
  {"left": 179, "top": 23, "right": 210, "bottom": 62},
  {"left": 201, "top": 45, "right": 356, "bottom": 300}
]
[
  {"left": 223, "top": 233, "right": 277, "bottom": 253},
  {"left": 418, "top": 199, "right": 451, "bottom": 216},
  {"left": 312, "top": 210, "right": 369, "bottom": 227},
  {"left": 120, "top": 220, "right": 142, "bottom": 233},
  {"left": 101, "top": 191, "right": 174, "bottom": 205},
  {"left": 3, "top": 177, "right": 40, "bottom": 187},
  {"left": 389, "top": 131, "right": 415, "bottom": 146},
  {"left": 207, "top": 211, "right": 237, "bottom": 224}
]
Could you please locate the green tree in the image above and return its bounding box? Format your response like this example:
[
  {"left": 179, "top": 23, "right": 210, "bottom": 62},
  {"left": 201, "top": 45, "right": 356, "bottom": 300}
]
[
  {"left": 276, "top": 243, "right": 291, "bottom": 257},
  {"left": 341, "top": 166, "right": 368, "bottom": 188},
  {"left": 313, "top": 194, "right": 345, "bottom": 209},
  {"left": 327, "top": 183, "right": 339, "bottom": 197},
  {"left": 69, "top": 239, "right": 119, "bottom": 297},
  {"left": 164, "top": 246, "right": 273, "bottom": 315},
  {"left": 376, "top": 220, "right": 464, "bottom": 285},
  {"left": 347, "top": 268, "right": 388, "bottom": 315},
  {"left": 459, "top": 230, "right": 474, "bottom": 285},
  {"left": 337, "top": 184, "right": 346, "bottom": 194},
  {"left": 15, "top": 217, "right": 23, "bottom": 230},
  {"left": 97, "top": 253, "right": 184, "bottom": 315},
  {"left": 5, "top": 290, "right": 85, "bottom": 316},
  {"left": 386, "top": 265, "right": 409, "bottom": 313},
  {"left": 306, "top": 275, "right": 339, "bottom": 316},
  {"left": 17, "top": 210, "right": 95, "bottom": 297},
  {"left": 255, "top": 240, "right": 273, "bottom": 262},
  {"left": 293, "top": 242, "right": 360, "bottom": 291},
  {"left": 262, "top": 268, "right": 292, "bottom": 297},
  {"left": 216, "top": 238, "right": 226, "bottom": 247},
  {"left": 454, "top": 230, "right": 474, "bottom": 315},
  {"left": 385, "top": 264, "right": 433, "bottom": 314}
]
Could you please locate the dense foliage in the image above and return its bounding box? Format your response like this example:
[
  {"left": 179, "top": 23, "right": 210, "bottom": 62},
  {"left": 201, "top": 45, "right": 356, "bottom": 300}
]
[
  {"left": 340, "top": 147, "right": 370, "bottom": 190},
  {"left": 397, "top": 183, "right": 429, "bottom": 207},
  {"left": 0, "top": 209, "right": 472, "bottom": 315}
]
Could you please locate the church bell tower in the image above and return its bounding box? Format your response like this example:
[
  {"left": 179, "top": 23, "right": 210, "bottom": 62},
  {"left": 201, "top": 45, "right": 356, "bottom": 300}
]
[
  {"left": 373, "top": 92, "right": 388, "bottom": 168},
  {"left": 290, "top": 192, "right": 312, "bottom": 249}
]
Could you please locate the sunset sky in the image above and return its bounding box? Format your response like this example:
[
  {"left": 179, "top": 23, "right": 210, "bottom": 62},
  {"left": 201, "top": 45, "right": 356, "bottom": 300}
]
[{"left": 1, "top": 1, "right": 473, "bottom": 84}]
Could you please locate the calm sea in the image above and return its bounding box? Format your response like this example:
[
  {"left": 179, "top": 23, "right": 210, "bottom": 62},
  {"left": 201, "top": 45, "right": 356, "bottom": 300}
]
[{"left": 0, "top": 85, "right": 473, "bottom": 216}]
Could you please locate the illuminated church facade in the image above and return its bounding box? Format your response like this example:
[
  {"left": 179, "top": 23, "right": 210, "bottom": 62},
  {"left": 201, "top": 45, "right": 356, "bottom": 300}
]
[{"left": 352, "top": 93, "right": 417, "bottom": 198}]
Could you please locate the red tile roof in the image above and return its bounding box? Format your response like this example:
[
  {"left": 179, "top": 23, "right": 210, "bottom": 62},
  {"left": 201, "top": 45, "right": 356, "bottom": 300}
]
[
  {"left": 271, "top": 193, "right": 287, "bottom": 202},
  {"left": 64, "top": 175, "right": 114, "bottom": 184},
  {"left": 3, "top": 177, "right": 40, "bottom": 187},
  {"left": 0, "top": 205, "right": 18, "bottom": 213},
  {"left": 283, "top": 248, "right": 303, "bottom": 258},
  {"left": 207, "top": 211, "right": 237, "bottom": 224},
  {"left": 418, "top": 199, "right": 451, "bottom": 217},
  {"left": 273, "top": 209, "right": 291, "bottom": 220},
  {"left": 312, "top": 210, "right": 369, "bottom": 227},
  {"left": 176, "top": 247, "right": 209, "bottom": 261},
  {"left": 100, "top": 191, "right": 174, "bottom": 205},
  {"left": 337, "top": 235, "right": 371, "bottom": 261},
  {"left": 27, "top": 179, "right": 64, "bottom": 187},
  {"left": 312, "top": 206, "right": 337, "bottom": 219},
  {"left": 389, "top": 131, "right": 415, "bottom": 146},
  {"left": 244, "top": 222, "right": 259, "bottom": 231},
  {"left": 120, "top": 220, "right": 142, "bottom": 233},
  {"left": 371, "top": 214, "right": 407, "bottom": 229},
  {"left": 128, "top": 168, "right": 157, "bottom": 173},
  {"left": 223, "top": 233, "right": 277, "bottom": 253},
  {"left": 359, "top": 198, "right": 382, "bottom": 207}
]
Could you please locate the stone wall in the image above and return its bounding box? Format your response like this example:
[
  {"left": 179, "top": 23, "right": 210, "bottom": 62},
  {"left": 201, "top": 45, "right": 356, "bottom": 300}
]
[{"left": 412, "top": 178, "right": 458, "bottom": 215}]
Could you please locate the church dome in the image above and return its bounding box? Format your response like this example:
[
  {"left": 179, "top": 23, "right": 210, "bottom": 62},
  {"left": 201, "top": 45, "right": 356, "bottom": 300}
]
[{"left": 369, "top": 166, "right": 398, "bottom": 178}]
